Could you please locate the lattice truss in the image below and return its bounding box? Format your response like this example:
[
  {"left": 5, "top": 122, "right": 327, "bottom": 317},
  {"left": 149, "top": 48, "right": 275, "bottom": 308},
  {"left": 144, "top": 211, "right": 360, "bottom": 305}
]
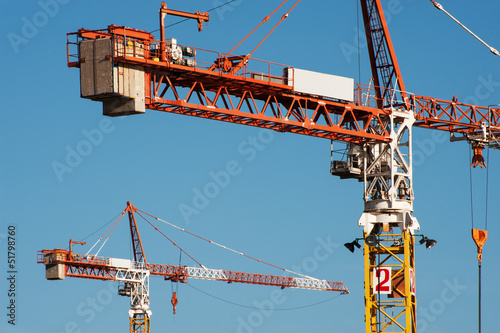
[
  {"left": 364, "top": 230, "right": 416, "bottom": 333},
  {"left": 362, "top": 110, "right": 414, "bottom": 208},
  {"left": 146, "top": 68, "right": 392, "bottom": 144}
]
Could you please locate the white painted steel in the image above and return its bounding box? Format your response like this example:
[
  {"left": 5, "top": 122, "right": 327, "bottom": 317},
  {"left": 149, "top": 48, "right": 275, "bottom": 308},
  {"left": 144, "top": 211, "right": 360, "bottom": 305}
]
[{"left": 184, "top": 266, "right": 338, "bottom": 291}]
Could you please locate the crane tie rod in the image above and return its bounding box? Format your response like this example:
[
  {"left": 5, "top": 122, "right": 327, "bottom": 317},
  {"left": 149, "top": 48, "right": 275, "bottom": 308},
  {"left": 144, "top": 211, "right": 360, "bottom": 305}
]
[
  {"left": 429, "top": 0, "right": 500, "bottom": 57},
  {"left": 86, "top": 211, "right": 127, "bottom": 256},
  {"left": 137, "top": 209, "right": 320, "bottom": 281},
  {"left": 134, "top": 210, "right": 205, "bottom": 269}
]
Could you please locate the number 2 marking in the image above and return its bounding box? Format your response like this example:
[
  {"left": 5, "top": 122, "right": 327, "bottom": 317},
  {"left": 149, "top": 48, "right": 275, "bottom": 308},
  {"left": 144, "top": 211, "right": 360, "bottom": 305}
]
[
  {"left": 373, "top": 268, "right": 391, "bottom": 294},
  {"left": 410, "top": 267, "right": 415, "bottom": 295}
]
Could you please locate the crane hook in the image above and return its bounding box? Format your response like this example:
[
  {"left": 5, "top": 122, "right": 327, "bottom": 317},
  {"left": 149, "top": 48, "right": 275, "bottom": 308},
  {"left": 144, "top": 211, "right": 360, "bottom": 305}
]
[
  {"left": 472, "top": 229, "right": 487, "bottom": 262},
  {"left": 171, "top": 291, "right": 178, "bottom": 314},
  {"left": 470, "top": 142, "right": 487, "bottom": 168}
]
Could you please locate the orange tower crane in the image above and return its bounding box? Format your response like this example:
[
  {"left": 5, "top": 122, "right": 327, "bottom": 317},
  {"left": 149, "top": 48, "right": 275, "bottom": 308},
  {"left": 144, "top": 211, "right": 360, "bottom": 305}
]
[
  {"left": 39, "top": 202, "right": 348, "bottom": 333},
  {"left": 53, "top": 1, "right": 499, "bottom": 333}
]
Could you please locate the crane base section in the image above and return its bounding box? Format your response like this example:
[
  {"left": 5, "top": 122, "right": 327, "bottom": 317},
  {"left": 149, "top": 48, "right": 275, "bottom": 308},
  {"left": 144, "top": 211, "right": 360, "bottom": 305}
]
[{"left": 79, "top": 38, "right": 145, "bottom": 117}]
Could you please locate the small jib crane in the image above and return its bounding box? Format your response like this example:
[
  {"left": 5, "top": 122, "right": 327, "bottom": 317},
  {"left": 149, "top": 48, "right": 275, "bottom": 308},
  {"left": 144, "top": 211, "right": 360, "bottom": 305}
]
[
  {"left": 38, "top": 202, "right": 348, "bottom": 333},
  {"left": 56, "top": 1, "right": 499, "bottom": 333}
]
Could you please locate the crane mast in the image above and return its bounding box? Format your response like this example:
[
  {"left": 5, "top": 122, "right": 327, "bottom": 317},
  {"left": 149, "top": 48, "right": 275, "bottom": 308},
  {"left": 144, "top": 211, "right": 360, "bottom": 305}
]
[
  {"left": 47, "top": 2, "right": 500, "bottom": 333},
  {"left": 125, "top": 202, "right": 151, "bottom": 333},
  {"left": 357, "top": 1, "right": 417, "bottom": 332}
]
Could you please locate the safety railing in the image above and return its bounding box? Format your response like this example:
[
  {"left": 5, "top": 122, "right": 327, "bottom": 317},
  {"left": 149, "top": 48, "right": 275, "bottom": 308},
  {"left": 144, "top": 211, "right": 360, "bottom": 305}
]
[
  {"left": 354, "top": 82, "right": 412, "bottom": 111},
  {"left": 66, "top": 32, "right": 81, "bottom": 68},
  {"left": 67, "top": 28, "right": 418, "bottom": 109}
]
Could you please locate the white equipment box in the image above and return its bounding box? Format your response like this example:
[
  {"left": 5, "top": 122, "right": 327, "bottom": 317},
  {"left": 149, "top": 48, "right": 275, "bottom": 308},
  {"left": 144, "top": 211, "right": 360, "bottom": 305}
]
[
  {"left": 285, "top": 67, "right": 354, "bottom": 102},
  {"left": 109, "top": 258, "right": 133, "bottom": 269}
]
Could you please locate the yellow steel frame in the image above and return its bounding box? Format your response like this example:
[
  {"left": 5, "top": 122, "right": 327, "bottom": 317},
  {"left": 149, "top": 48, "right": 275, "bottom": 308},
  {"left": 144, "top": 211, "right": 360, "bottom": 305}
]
[
  {"left": 130, "top": 314, "right": 150, "bottom": 333},
  {"left": 364, "top": 230, "right": 416, "bottom": 333}
]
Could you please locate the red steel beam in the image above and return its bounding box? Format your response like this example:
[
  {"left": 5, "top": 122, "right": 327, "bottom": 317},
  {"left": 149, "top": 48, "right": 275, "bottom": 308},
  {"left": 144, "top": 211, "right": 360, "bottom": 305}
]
[
  {"left": 38, "top": 250, "right": 348, "bottom": 292},
  {"left": 67, "top": 25, "right": 500, "bottom": 143}
]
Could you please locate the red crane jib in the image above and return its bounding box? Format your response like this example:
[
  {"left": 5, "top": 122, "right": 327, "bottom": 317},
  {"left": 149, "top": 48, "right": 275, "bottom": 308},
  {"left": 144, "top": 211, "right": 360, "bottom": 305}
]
[
  {"left": 37, "top": 249, "right": 349, "bottom": 293},
  {"left": 66, "top": 24, "right": 500, "bottom": 145}
]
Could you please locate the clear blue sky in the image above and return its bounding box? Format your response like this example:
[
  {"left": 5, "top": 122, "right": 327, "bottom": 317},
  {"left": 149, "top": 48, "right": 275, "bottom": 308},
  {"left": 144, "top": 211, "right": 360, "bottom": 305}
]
[{"left": 1, "top": 1, "right": 499, "bottom": 332}]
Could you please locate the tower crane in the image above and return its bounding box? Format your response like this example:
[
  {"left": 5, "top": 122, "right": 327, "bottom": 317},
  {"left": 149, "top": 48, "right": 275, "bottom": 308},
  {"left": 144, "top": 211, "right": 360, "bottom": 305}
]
[
  {"left": 45, "top": 1, "right": 499, "bottom": 332},
  {"left": 38, "top": 201, "right": 348, "bottom": 333}
]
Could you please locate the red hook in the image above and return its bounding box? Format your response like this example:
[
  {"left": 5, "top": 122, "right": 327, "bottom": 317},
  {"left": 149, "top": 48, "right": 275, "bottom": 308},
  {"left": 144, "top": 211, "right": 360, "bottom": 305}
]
[
  {"left": 470, "top": 143, "right": 487, "bottom": 168},
  {"left": 171, "top": 291, "right": 178, "bottom": 314}
]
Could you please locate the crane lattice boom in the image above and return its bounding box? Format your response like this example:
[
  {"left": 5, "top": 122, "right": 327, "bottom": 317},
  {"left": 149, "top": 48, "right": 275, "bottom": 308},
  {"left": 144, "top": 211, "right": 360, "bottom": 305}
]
[
  {"left": 37, "top": 249, "right": 349, "bottom": 293},
  {"left": 67, "top": 26, "right": 500, "bottom": 146}
]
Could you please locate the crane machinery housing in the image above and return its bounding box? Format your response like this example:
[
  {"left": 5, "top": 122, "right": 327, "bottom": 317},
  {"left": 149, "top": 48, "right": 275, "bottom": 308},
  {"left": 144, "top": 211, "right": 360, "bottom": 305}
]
[{"left": 39, "top": 1, "right": 499, "bottom": 333}]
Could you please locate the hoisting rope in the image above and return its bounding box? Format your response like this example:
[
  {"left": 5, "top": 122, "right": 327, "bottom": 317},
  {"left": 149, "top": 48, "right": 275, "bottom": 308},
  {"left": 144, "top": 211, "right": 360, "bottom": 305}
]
[
  {"left": 485, "top": 146, "right": 490, "bottom": 232},
  {"left": 469, "top": 144, "right": 489, "bottom": 333},
  {"left": 170, "top": 251, "right": 182, "bottom": 315},
  {"left": 186, "top": 282, "right": 343, "bottom": 310},
  {"left": 136, "top": 208, "right": 319, "bottom": 281},
  {"left": 356, "top": 0, "right": 361, "bottom": 85},
  {"left": 469, "top": 158, "right": 489, "bottom": 252}
]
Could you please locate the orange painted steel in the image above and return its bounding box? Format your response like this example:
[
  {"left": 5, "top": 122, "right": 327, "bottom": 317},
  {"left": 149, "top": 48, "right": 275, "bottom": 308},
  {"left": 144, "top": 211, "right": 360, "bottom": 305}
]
[
  {"left": 472, "top": 229, "right": 488, "bottom": 261},
  {"left": 360, "top": 0, "right": 409, "bottom": 110},
  {"left": 413, "top": 95, "right": 500, "bottom": 135},
  {"left": 126, "top": 201, "right": 148, "bottom": 265},
  {"left": 470, "top": 142, "right": 487, "bottom": 168},
  {"left": 159, "top": 1, "right": 209, "bottom": 32},
  {"left": 171, "top": 292, "right": 178, "bottom": 314},
  {"left": 69, "top": 239, "right": 86, "bottom": 255},
  {"left": 66, "top": 24, "right": 500, "bottom": 144},
  {"left": 37, "top": 249, "right": 349, "bottom": 293},
  {"left": 146, "top": 70, "right": 392, "bottom": 143}
]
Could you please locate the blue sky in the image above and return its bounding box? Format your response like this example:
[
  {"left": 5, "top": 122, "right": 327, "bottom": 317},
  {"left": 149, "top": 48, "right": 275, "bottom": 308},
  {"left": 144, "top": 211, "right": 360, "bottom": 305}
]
[{"left": 1, "top": 0, "right": 499, "bottom": 332}]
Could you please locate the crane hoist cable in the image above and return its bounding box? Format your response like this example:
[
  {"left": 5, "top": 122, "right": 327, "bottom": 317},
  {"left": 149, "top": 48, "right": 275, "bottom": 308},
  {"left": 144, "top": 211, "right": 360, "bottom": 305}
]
[
  {"left": 469, "top": 151, "right": 489, "bottom": 256},
  {"left": 170, "top": 251, "right": 182, "bottom": 315},
  {"left": 356, "top": 0, "right": 361, "bottom": 85},
  {"left": 186, "top": 282, "right": 343, "bottom": 310},
  {"left": 469, "top": 145, "right": 490, "bottom": 333}
]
